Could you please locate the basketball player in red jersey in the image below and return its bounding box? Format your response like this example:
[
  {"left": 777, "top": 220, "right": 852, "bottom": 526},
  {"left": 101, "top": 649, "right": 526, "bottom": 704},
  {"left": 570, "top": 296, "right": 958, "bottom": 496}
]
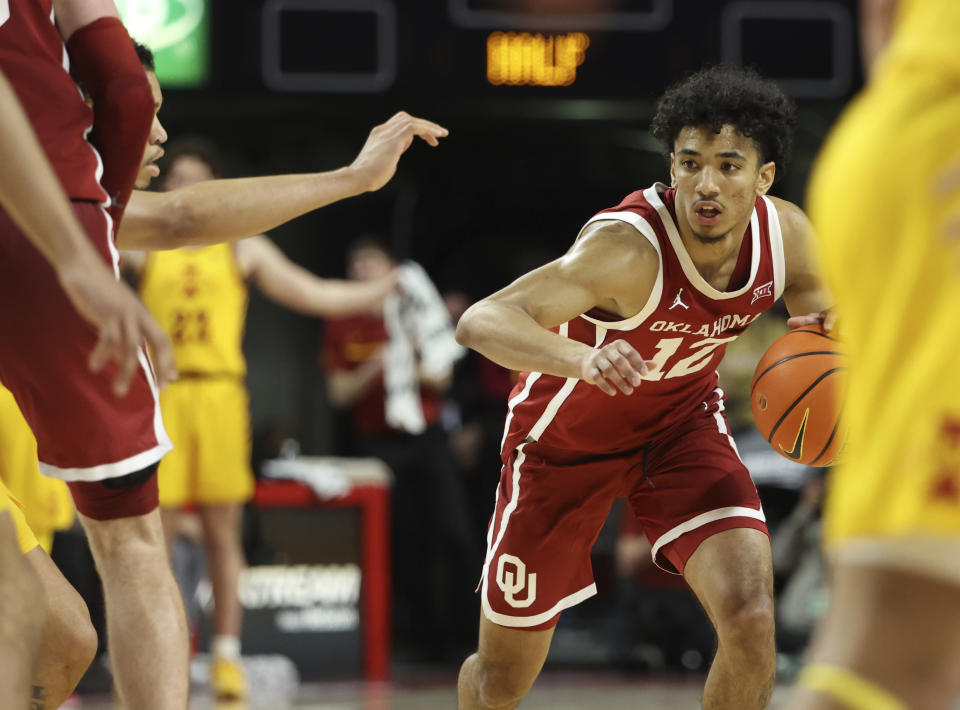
[
  {"left": 456, "top": 65, "right": 832, "bottom": 710},
  {"left": 0, "top": 4, "right": 446, "bottom": 709},
  {"left": 0, "top": 2, "right": 191, "bottom": 708},
  {"left": 0, "top": 61, "right": 174, "bottom": 710}
]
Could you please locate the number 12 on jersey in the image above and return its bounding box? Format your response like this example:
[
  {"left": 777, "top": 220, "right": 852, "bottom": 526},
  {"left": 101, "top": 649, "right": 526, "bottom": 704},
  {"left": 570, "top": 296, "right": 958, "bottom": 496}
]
[{"left": 643, "top": 336, "right": 737, "bottom": 381}]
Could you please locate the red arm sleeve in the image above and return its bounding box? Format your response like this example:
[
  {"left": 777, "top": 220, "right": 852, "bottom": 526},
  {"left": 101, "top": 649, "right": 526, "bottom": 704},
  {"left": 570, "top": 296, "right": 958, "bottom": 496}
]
[{"left": 65, "top": 17, "right": 152, "bottom": 226}]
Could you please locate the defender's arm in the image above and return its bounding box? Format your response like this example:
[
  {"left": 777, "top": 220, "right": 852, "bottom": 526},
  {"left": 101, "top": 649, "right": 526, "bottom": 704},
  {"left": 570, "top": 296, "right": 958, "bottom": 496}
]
[
  {"left": 239, "top": 236, "right": 396, "bottom": 318},
  {"left": 117, "top": 112, "right": 448, "bottom": 250}
]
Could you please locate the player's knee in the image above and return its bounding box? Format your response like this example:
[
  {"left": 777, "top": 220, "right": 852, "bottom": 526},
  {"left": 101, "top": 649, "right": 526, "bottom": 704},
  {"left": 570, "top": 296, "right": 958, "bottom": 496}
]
[
  {"left": 50, "top": 603, "right": 98, "bottom": 681},
  {"left": 474, "top": 655, "right": 537, "bottom": 707},
  {"left": 715, "top": 588, "right": 775, "bottom": 651},
  {"left": 82, "top": 510, "right": 166, "bottom": 565}
]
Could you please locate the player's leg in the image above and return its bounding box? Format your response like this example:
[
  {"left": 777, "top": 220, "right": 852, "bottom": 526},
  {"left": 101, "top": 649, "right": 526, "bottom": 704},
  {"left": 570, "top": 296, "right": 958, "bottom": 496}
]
[
  {"left": 459, "top": 442, "right": 622, "bottom": 708},
  {"left": 0, "top": 477, "right": 94, "bottom": 706},
  {"left": 199, "top": 503, "right": 243, "bottom": 639},
  {"left": 636, "top": 410, "right": 775, "bottom": 710},
  {"left": 683, "top": 527, "right": 776, "bottom": 710},
  {"left": 199, "top": 502, "right": 247, "bottom": 699},
  {"left": 458, "top": 614, "right": 554, "bottom": 710},
  {"left": 0, "top": 510, "right": 44, "bottom": 708},
  {"left": 193, "top": 378, "right": 255, "bottom": 699},
  {"left": 75, "top": 471, "right": 189, "bottom": 710},
  {"left": 785, "top": 550, "right": 960, "bottom": 710},
  {"left": 24, "top": 546, "right": 98, "bottom": 708},
  {"left": 160, "top": 505, "right": 182, "bottom": 558}
]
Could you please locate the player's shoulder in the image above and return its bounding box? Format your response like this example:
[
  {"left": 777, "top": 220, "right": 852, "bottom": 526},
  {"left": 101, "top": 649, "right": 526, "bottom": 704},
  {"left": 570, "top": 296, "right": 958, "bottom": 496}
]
[
  {"left": 766, "top": 195, "right": 813, "bottom": 245},
  {"left": 562, "top": 218, "right": 660, "bottom": 298},
  {"left": 574, "top": 217, "right": 659, "bottom": 266}
]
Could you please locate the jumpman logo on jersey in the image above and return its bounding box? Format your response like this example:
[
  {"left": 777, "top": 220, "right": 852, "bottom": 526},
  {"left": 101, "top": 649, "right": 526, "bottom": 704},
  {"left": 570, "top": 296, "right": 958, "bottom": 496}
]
[{"left": 669, "top": 288, "right": 689, "bottom": 310}]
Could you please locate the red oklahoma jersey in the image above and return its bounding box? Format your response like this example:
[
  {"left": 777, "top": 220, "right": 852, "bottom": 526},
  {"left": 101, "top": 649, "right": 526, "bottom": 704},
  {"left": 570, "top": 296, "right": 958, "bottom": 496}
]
[
  {"left": 501, "top": 183, "right": 786, "bottom": 458},
  {"left": 0, "top": 0, "right": 107, "bottom": 204}
]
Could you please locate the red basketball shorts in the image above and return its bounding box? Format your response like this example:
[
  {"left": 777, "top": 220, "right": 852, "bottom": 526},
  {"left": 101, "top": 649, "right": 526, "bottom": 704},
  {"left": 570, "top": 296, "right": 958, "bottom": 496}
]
[
  {"left": 480, "top": 408, "right": 767, "bottom": 630},
  {"left": 0, "top": 202, "right": 171, "bottom": 518}
]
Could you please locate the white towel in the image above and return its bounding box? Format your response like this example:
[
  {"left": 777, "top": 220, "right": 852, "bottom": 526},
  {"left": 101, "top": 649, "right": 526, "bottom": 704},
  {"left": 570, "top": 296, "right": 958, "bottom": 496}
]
[{"left": 382, "top": 261, "right": 465, "bottom": 434}]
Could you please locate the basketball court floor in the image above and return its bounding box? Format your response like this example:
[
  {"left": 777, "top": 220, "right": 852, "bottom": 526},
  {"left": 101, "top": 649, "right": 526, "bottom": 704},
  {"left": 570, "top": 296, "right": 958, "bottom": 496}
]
[{"left": 79, "top": 673, "right": 797, "bottom": 709}]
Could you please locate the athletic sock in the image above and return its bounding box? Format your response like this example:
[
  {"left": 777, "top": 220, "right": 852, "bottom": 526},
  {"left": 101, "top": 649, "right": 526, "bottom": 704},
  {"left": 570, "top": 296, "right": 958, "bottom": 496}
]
[
  {"left": 212, "top": 635, "right": 241, "bottom": 661},
  {"left": 796, "top": 664, "right": 907, "bottom": 710}
]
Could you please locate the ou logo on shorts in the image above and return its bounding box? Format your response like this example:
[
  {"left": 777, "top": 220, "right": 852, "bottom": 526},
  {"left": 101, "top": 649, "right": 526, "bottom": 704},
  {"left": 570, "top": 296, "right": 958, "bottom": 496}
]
[{"left": 496, "top": 554, "right": 537, "bottom": 608}]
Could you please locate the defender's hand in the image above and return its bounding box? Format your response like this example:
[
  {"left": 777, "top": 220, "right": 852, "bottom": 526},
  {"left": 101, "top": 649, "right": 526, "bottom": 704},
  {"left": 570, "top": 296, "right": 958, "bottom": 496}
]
[
  {"left": 350, "top": 112, "right": 448, "bottom": 193},
  {"left": 580, "top": 340, "right": 658, "bottom": 396},
  {"left": 58, "top": 256, "right": 177, "bottom": 396}
]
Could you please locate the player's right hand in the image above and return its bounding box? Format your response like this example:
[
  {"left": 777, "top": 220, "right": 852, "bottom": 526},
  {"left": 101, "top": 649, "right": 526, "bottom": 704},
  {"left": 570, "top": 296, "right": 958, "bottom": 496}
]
[
  {"left": 786, "top": 307, "right": 837, "bottom": 333},
  {"left": 350, "top": 111, "right": 448, "bottom": 193},
  {"left": 580, "top": 340, "right": 658, "bottom": 396},
  {"left": 58, "top": 256, "right": 177, "bottom": 396}
]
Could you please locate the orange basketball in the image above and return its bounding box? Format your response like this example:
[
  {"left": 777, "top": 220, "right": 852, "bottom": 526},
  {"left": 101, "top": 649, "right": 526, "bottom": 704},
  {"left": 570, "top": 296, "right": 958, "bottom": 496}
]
[{"left": 750, "top": 325, "right": 846, "bottom": 466}]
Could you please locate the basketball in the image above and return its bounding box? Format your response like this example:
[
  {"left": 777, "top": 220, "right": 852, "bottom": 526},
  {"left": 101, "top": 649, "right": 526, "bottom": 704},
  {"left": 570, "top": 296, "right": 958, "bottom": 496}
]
[{"left": 750, "top": 325, "right": 846, "bottom": 466}]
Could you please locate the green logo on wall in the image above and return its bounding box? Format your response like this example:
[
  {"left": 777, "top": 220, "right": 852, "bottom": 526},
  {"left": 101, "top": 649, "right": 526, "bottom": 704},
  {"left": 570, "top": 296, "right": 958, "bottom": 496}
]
[{"left": 117, "top": 0, "right": 208, "bottom": 86}]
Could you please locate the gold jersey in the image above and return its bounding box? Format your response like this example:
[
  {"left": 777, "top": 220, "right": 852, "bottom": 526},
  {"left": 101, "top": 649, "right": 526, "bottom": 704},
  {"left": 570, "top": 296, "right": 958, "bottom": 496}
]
[
  {"left": 0, "top": 385, "right": 72, "bottom": 552},
  {"left": 139, "top": 244, "right": 248, "bottom": 377},
  {"left": 881, "top": 0, "right": 960, "bottom": 79},
  {"left": 807, "top": 14, "right": 960, "bottom": 547}
]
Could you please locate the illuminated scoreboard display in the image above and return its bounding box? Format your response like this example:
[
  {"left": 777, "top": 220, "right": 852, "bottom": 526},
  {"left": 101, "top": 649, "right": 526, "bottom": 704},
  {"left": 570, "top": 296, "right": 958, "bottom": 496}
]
[
  {"left": 250, "top": 0, "right": 858, "bottom": 99},
  {"left": 117, "top": 0, "right": 209, "bottom": 87}
]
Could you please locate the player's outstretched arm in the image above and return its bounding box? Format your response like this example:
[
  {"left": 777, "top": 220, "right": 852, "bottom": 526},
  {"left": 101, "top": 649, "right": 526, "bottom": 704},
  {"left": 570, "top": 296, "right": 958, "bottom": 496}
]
[
  {"left": 455, "top": 221, "right": 660, "bottom": 396},
  {"left": 775, "top": 198, "right": 837, "bottom": 332},
  {"left": 0, "top": 70, "right": 175, "bottom": 395},
  {"left": 117, "top": 112, "right": 448, "bottom": 251},
  {"left": 239, "top": 235, "right": 398, "bottom": 317}
]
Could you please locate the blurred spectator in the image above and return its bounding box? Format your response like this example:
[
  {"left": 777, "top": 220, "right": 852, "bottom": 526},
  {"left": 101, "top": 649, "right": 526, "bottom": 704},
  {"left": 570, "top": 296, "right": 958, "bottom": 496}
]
[
  {"left": 441, "top": 289, "right": 515, "bottom": 538},
  {"left": 323, "top": 238, "right": 482, "bottom": 660},
  {"left": 609, "top": 505, "right": 714, "bottom": 672},
  {"left": 771, "top": 469, "right": 828, "bottom": 654}
]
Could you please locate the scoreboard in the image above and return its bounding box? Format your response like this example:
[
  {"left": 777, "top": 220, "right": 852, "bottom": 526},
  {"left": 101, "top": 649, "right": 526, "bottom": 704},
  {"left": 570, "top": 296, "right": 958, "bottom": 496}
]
[{"left": 217, "top": 0, "right": 862, "bottom": 100}]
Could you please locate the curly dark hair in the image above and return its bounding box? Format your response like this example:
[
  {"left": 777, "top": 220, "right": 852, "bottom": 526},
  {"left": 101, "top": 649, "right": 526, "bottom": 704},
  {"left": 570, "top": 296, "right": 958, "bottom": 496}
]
[
  {"left": 650, "top": 65, "right": 797, "bottom": 181},
  {"left": 132, "top": 40, "right": 155, "bottom": 72}
]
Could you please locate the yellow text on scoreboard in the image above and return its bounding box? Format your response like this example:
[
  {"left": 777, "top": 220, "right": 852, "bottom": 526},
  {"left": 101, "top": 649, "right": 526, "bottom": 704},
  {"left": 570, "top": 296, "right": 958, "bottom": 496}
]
[{"left": 487, "top": 32, "right": 590, "bottom": 87}]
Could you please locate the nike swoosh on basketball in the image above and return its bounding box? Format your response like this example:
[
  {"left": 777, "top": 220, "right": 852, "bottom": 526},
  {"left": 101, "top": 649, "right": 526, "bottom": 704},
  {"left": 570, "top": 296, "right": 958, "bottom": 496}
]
[{"left": 779, "top": 408, "right": 810, "bottom": 460}]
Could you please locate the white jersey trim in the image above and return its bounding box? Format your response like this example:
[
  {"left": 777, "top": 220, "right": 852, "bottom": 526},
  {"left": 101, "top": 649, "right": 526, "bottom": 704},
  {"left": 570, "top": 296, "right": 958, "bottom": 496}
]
[
  {"left": 578, "top": 211, "right": 664, "bottom": 331},
  {"left": 712, "top": 386, "right": 743, "bottom": 462},
  {"left": 480, "top": 441, "right": 599, "bottom": 628},
  {"left": 650, "top": 505, "right": 766, "bottom": 573},
  {"left": 645, "top": 183, "right": 761, "bottom": 301},
  {"left": 762, "top": 196, "right": 786, "bottom": 301},
  {"left": 527, "top": 322, "right": 604, "bottom": 442},
  {"left": 498, "top": 322, "right": 567, "bottom": 454},
  {"left": 480, "top": 325, "right": 610, "bottom": 626},
  {"left": 39, "top": 439, "right": 172, "bottom": 482},
  {"left": 139, "top": 347, "right": 173, "bottom": 464},
  {"left": 483, "top": 581, "right": 598, "bottom": 628},
  {"left": 481, "top": 443, "right": 527, "bottom": 622},
  {"left": 38, "top": 346, "right": 172, "bottom": 482}
]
